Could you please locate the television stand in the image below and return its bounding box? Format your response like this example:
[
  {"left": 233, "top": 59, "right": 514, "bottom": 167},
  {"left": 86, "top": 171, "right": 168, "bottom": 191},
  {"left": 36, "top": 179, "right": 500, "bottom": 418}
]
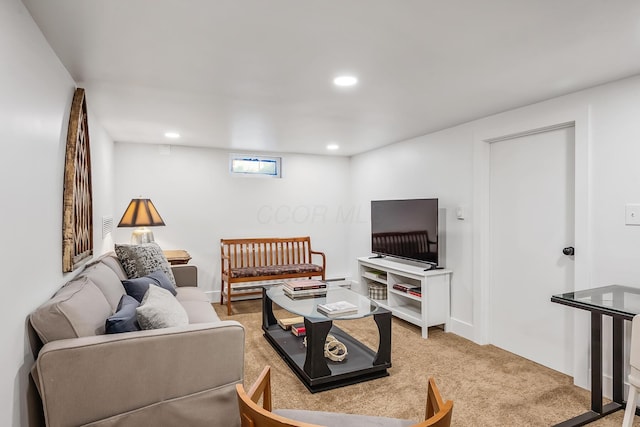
[
  {"left": 358, "top": 256, "right": 451, "bottom": 338},
  {"left": 368, "top": 254, "right": 385, "bottom": 259}
]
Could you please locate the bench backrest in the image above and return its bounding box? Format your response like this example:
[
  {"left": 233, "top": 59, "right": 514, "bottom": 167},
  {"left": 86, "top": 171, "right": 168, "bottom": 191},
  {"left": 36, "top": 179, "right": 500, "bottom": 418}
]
[{"left": 221, "top": 237, "right": 314, "bottom": 269}]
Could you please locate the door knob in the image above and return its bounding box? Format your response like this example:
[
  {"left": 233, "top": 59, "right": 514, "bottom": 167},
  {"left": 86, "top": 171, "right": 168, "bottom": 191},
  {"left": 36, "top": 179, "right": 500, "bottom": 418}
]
[{"left": 562, "top": 247, "right": 575, "bottom": 256}]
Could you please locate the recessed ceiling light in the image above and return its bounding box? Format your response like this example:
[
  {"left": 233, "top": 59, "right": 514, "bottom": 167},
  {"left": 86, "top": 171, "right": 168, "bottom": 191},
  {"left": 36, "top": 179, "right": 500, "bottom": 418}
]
[
  {"left": 164, "top": 132, "right": 180, "bottom": 139},
  {"left": 327, "top": 143, "right": 340, "bottom": 150},
  {"left": 333, "top": 75, "right": 358, "bottom": 87}
]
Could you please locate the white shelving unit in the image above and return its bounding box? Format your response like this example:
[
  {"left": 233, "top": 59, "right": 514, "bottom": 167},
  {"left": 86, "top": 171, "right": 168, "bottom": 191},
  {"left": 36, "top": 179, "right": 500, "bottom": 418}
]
[{"left": 358, "top": 256, "right": 452, "bottom": 338}]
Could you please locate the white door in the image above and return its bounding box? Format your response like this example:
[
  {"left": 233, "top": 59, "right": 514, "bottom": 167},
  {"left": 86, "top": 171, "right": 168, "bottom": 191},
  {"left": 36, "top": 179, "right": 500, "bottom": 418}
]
[{"left": 489, "top": 126, "right": 575, "bottom": 375}]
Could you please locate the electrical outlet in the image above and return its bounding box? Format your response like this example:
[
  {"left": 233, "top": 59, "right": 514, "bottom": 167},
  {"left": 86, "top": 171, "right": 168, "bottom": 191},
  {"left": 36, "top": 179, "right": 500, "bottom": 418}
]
[{"left": 625, "top": 204, "right": 640, "bottom": 225}]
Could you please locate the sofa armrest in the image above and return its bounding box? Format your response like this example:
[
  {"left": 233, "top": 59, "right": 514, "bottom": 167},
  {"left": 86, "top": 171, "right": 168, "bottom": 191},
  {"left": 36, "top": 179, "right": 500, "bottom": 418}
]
[
  {"left": 172, "top": 264, "right": 198, "bottom": 287},
  {"left": 34, "top": 321, "right": 244, "bottom": 427}
]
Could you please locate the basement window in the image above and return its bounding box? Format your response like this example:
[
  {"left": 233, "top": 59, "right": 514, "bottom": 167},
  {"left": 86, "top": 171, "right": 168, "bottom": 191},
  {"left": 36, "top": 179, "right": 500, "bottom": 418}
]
[{"left": 229, "top": 154, "right": 282, "bottom": 178}]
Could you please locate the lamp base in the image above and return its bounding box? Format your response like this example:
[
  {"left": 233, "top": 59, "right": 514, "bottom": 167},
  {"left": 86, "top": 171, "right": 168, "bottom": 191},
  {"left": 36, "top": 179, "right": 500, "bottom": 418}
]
[{"left": 131, "top": 227, "right": 155, "bottom": 244}]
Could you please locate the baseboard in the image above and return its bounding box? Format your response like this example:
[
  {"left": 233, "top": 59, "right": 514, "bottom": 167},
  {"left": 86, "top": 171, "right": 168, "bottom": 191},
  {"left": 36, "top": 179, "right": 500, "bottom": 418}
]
[
  {"left": 206, "top": 290, "right": 263, "bottom": 304},
  {"left": 205, "top": 290, "right": 217, "bottom": 303},
  {"left": 596, "top": 370, "right": 614, "bottom": 400},
  {"left": 448, "top": 317, "right": 475, "bottom": 342},
  {"left": 350, "top": 280, "right": 367, "bottom": 294}
]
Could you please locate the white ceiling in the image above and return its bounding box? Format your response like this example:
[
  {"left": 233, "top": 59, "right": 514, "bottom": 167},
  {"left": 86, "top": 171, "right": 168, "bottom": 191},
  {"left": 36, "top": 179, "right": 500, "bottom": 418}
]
[{"left": 22, "top": 0, "right": 640, "bottom": 156}]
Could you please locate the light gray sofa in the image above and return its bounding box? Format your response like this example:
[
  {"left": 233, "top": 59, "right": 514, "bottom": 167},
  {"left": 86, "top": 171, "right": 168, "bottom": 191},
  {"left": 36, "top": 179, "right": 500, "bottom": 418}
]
[{"left": 29, "top": 253, "right": 244, "bottom": 427}]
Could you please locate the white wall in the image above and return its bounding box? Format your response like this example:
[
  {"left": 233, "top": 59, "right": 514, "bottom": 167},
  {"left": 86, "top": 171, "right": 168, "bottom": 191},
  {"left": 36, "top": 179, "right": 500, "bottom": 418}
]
[
  {"left": 586, "top": 80, "right": 640, "bottom": 285},
  {"left": 91, "top": 114, "right": 117, "bottom": 255},
  {"left": 349, "top": 126, "right": 475, "bottom": 333},
  {"left": 0, "top": 2, "right": 115, "bottom": 425},
  {"left": 350, "top": 74, "right": 640, "bottom": 393},
  {"left": 113, "top": 143, "right": 352, "bottom": 299}
]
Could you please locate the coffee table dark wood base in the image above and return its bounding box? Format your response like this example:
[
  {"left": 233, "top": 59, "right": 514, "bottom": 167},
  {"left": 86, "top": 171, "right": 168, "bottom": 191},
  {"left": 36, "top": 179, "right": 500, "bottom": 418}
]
[{"left": 262, "top": 287, "right": 392, "bottom": 393}]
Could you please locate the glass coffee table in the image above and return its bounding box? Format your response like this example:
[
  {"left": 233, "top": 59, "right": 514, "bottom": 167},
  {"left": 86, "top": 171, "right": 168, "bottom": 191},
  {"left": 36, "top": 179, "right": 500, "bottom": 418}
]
[{"left": 261, "top": 283, "right": 392, "bottom": 393}]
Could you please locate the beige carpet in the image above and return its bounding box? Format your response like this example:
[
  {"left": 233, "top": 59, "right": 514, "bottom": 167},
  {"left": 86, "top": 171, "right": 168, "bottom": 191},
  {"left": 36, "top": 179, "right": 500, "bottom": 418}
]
[{"left": 215, "top": 300, "right": 636, "bottom": 426}]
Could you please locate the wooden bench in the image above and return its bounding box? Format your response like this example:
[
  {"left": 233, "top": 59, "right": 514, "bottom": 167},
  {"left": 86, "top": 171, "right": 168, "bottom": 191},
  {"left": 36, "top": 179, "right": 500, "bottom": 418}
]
[{"left": 220, "top": 237, "right": 326, "bottom": 315}]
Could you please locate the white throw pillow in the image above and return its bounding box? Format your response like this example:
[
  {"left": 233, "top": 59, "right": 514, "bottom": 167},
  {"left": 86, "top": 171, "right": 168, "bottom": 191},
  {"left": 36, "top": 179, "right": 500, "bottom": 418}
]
[{"left": 136, "top": 285, "right": 189, "bottom": 329}]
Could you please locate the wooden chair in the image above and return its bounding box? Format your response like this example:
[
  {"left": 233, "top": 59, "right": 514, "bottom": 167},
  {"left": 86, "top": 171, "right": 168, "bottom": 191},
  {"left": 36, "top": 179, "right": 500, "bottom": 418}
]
[{"left": 236, "top": 366, "right": 453, "bottom": 427}]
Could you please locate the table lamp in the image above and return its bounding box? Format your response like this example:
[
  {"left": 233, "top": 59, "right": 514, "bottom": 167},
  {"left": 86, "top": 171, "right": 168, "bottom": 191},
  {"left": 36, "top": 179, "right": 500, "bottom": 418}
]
[{"left": 117, "top": 198, "right": 166, "bottom": 244}]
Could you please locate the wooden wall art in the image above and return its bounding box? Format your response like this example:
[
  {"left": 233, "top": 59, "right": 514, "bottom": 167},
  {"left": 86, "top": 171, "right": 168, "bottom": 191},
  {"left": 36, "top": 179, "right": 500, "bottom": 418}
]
[{"left": 62, "top": 88, "right": 93, "bottom": 272}]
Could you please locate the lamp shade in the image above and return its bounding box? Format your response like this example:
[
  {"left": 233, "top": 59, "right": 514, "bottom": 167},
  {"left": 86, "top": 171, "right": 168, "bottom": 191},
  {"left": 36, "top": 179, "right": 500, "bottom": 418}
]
[{"left": 117, "top": 199, "right": 166, "bottom": 227}]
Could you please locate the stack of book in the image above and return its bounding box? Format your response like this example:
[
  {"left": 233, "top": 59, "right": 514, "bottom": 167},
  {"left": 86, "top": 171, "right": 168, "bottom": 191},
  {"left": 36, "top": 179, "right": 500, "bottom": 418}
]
[
  {"left": 407, "top": 288, "right": 421, "bottom": 297},
  {"left": 277, "top": 316, "right": 304, "bottom": 330},
  {"left": 392, "top": 283, "right": 422, "bottom": 297},
  {"left": 283, "top": 280, "right": 327, "bottom": 299},
  {"left": 291, "top": 323, "right": 306, "bottom": 337},
  {"left": 317, "top": 300, "right": 358, "bottom": 317}
]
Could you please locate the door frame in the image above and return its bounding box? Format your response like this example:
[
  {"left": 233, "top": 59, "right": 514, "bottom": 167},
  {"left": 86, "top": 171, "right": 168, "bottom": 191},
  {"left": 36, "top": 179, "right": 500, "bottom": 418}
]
[{"left": 472, "top": 105, "right": 592, "bottom": 388}]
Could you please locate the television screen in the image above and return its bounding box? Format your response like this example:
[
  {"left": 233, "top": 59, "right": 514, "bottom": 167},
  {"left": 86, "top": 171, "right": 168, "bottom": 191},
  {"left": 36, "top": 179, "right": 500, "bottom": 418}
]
[{"left": 371, "top": 198, "right": 439, "bottom": 265}]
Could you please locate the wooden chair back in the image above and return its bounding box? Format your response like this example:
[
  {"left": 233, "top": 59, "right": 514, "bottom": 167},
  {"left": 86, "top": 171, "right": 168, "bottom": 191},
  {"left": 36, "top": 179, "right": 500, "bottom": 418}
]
[
  {"left": 236, "top": 366, "right": 323, "bottom": 427},
  {"left": 236, "top": 367, "right": 453, "bottom": 427},
  {"left": 412, "top": 377, "right": 453, "bottom": 427}
]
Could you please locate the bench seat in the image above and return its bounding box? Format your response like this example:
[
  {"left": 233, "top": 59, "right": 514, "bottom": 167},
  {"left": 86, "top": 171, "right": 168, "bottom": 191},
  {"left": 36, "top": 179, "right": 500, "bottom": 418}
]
[{"left": 230, "top": 263, "right": 323, "bottom": 279}]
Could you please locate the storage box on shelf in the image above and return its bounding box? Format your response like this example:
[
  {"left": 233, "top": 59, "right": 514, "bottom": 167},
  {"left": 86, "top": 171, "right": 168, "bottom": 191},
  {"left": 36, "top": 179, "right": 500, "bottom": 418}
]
[
  {"left": 368, "top": 283, "right": 387, "bottom": 300},
  {"left": 357, "top": 256, "right": 451, "bottom": 338}
]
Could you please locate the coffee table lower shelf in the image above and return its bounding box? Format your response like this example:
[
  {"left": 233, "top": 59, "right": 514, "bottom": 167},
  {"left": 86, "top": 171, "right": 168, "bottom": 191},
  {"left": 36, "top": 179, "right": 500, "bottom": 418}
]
[{"left": 263, "top": 324, "right": 390, "bottom": 393}]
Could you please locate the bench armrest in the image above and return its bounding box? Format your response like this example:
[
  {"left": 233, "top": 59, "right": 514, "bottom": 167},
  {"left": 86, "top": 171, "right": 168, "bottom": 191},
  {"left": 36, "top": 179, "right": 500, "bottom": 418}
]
[
  {"left": 310, "top": 249, "right": 326, "bottom": 277},
  {"left": 34, "top": 321, "right": 244, "bottom": 427}
]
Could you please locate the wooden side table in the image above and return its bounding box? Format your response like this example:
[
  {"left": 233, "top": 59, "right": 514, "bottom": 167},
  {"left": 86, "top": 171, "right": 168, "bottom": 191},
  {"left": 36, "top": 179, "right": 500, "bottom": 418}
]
[{"left": 163, "top": 250, "right": 192, "bottom": 265}]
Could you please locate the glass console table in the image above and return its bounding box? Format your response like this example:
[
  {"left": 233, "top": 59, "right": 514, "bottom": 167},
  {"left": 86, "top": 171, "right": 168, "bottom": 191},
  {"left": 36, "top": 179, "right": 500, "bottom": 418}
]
[
  {"left": 262, "top": 283, "right": 392, "bottom": 393},
  {"left": 551, "top": 285, "right": 640, "bottom": 426}
]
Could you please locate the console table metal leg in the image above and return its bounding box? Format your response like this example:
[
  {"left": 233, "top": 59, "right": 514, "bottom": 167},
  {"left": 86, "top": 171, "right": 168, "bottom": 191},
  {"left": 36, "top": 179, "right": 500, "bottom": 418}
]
[
  {"left": 261, "top": 287, "right": 277, "bottom": 330},
  {"left": 613, "top": 317, "right": 624, "bottom": 404},
  {"left": 373, "top": 308, "right": 392, "bottom": 366},
  {"left": 303, "top": 318, "right": 332, "bottom": 379},
  {"left": 591, "top": 311, "right": 603, "bottom": 413},
  {"left": 550, "top": 287, "right": 632, "bottom": 426},
  {"left": 552, "top": 311, "right": 625, "bottom": 427}
]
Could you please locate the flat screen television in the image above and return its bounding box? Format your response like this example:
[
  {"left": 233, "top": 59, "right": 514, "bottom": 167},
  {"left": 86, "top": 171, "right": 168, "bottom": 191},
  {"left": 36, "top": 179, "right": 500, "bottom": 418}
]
[{"left": 371, "top": 198, "right": 440, "bottom": 266}]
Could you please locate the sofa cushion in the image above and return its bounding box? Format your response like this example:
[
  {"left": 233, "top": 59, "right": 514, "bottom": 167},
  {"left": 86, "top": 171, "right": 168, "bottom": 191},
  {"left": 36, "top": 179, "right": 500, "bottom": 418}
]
[
  {"left": 82, "top": 262, "right": 127, "bottom": 310},
  {"left": 105, "top": 295, "right": 141, "bottom": 334},
  {"left": 136, "top": 286, "right": 189, "bottom": 329},
  {"left": 179, "top": 300, "right": 221, "bottom": 323},
  {"left": 122, "top": 270, "right": 177, "bottom": 303},
  {"left": 30, "top": 276, "right": 112, "bottom": 344},
  {"left": 99, "top": 253, "right": 129, "bottom": 280},
  {"left": 86, "top": 252, "right": 128, "bottom": 280},
  {"left": 229, "top": 263, "right": 323, "bottom": 279},
  {"left": 174, "top": 287, "right": 219, "bottom": 323},
  {"left": 115, "top": 242, "right": 176, "bottom": 285},
  {"left": 175, "top": 287, "right": 210, "bottom": 303}
]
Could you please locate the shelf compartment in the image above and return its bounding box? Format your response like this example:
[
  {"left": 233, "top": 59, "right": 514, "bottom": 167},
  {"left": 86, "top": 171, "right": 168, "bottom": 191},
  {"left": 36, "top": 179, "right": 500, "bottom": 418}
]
[
  {"left": 391, "top": 304, "right": 423, "bottom": 326},
  {"left": 388, "top": 287, "right": 421, "bottom": 302},
  {"left": 363, "top": 271, "right": 387, "bottom": 284},
  {"left": 358, "top": 256, "right": 451, "bottom": 339}
]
